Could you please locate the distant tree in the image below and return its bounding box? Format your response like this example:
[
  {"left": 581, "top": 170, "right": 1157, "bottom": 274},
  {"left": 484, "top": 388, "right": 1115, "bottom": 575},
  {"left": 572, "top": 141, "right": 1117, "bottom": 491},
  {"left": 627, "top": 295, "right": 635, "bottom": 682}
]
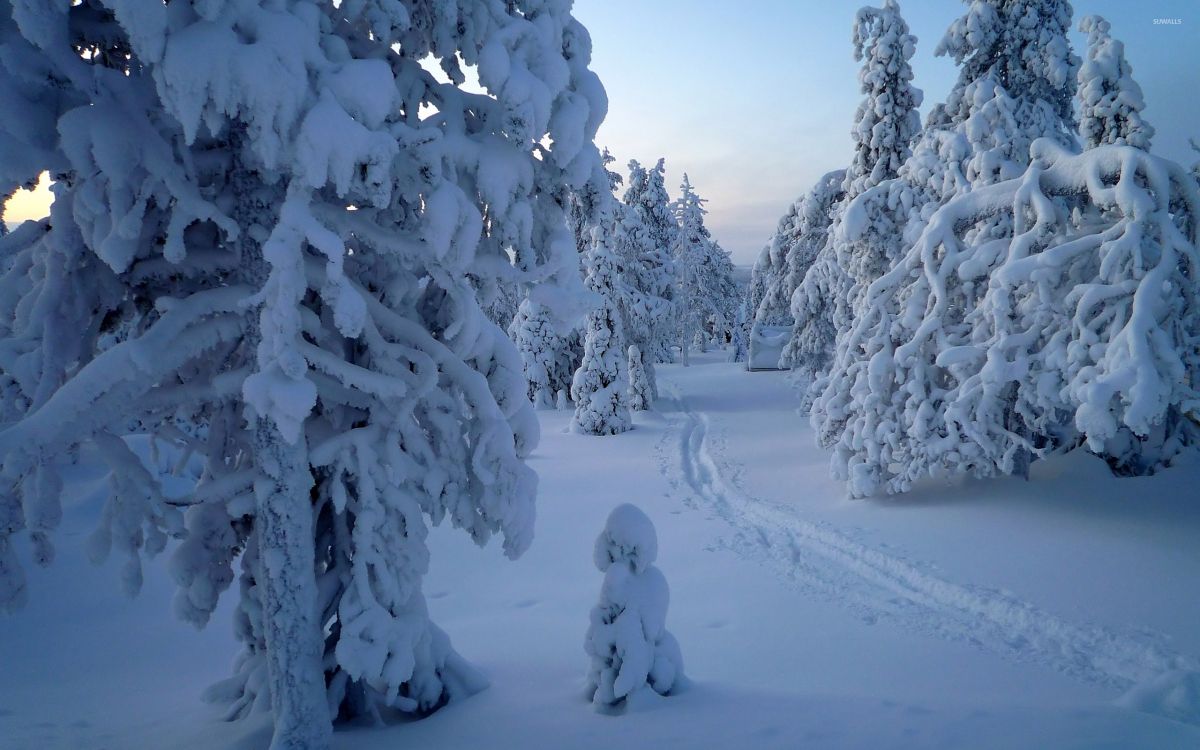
[
  {"left": 623, "top": 159, "right": 678, "bottom": 364},
  {"left": 1077, "top": 15, "right": 1154, "bottom": 151},
  {"left": 774, "top": 171, "right": 848, "bottom": 374},
  {"left": 612, "top": 203, "right": 669, "bottom": 408},
  {"left": 671, "top": 175, "right": 735, "bottom": 364},
  {"left": 572, "top": 215, "right": 632, "bottom": 436},
  {"left": 627, "top": 344, "right": 653, "bottom": 410},
  {"left": 512, "top": 299, "right": 579, "bottom": 409},
  {"left": 845, "top": 0, "right": 923, "bottom": 198}
]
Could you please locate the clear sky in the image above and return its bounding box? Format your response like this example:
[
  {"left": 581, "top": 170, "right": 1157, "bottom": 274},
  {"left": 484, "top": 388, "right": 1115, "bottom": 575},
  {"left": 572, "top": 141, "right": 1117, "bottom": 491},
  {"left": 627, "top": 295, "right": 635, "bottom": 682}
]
[
  {"left": 573, "top": 0, "right": 1200, "bottom": 265},
  {"left": 5, "top": 1, "right": 1199, "bottom": 267}
]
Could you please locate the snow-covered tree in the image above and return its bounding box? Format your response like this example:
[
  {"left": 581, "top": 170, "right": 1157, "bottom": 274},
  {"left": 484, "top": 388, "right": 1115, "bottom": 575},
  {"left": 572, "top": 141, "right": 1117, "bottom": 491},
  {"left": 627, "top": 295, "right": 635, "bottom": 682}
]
[
  {"left": 773, "top": 171, "right": 848, "bottom": 373},
  {"left": 813, "top": 140, "right": 1200, "bottom": 497},
  {"left": 0, "top": 2, "right": 606, "bottom": 747},
  {"left": 1077, "top": 15, "right": 1154, "bottom": 151},
  {"left": 572, "top": 218, "right": 632, "bottom": 435},
  {"left": 626, "top": 344, "right": 652, "bottom": 410},
  {"left": 585, "top": 504, "right": 684, "bottom": 712},
  {"left": 934, "top": 0, "right": 1078, "bottom": 137},
  {"left": 805, "top": 0, "right": 1085, "bottom": 428},
  {"left": 623, "top": 159, "right": 678, "bottom": 364},
  {"left": 766, "top": 4, "right": 919, "bottom": 381},
  {"left": 846, "top": 0, "right": 922, "bottom": 199},
  {"left": 511, "top": 298, "right": 580, "bottom": 410},
  {"left": 612, "top": 201, "right": 670, "bottom": 408},
  {"left": 671, "top": 175, "right": 735, "bottom": 364}
]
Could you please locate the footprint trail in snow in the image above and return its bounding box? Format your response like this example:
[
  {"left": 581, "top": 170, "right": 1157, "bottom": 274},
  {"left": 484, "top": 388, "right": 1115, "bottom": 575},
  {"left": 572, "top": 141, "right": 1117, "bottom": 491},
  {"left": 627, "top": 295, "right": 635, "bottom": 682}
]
[{"left": 656, "top": 379, "right": 1200, "bottom": 724}]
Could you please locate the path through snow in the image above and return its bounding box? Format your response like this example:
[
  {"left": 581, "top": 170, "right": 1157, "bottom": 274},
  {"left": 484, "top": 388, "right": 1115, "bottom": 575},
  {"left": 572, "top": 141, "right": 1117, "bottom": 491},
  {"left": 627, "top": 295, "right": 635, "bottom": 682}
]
[{"left": 655, "top": 373, "right": 1199, "bottom": 721}]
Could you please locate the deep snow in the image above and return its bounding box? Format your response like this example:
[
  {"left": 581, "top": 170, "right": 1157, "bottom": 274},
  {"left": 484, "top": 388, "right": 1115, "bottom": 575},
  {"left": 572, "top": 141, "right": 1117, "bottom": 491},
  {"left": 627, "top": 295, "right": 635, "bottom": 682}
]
[{"left": 2, "top": 351, "right": 1199, "bottom": 749}]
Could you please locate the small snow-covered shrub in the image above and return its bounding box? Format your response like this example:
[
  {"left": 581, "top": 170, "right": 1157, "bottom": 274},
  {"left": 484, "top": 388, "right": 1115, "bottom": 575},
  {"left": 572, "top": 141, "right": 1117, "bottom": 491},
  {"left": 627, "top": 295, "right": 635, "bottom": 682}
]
[{"left": 585, "top": 504, "right": 684, "bottom": 711}]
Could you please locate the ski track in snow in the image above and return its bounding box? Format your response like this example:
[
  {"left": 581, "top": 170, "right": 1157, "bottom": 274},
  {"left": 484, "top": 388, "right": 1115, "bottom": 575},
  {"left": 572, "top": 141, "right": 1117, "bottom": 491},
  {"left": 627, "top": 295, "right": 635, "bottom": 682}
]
[{"left": 655, "top": 378, "right": 1198, "bottom": 705}]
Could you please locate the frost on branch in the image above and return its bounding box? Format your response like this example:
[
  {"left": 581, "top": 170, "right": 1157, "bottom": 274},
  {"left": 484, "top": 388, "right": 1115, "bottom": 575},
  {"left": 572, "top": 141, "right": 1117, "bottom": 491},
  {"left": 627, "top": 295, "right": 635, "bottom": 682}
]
[
  {"left": 812, "top": 140, "right": 1200, "bottom": 497},
  {"left": 585, "top": 504, "right": 684, "bottom": 712}
]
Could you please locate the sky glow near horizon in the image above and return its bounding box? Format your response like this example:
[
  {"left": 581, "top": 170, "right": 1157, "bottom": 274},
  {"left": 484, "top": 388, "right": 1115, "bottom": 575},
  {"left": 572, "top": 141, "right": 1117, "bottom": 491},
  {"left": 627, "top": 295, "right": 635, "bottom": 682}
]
[{"left": 4, "top": 1, "right": 1198, "bottom": 267}]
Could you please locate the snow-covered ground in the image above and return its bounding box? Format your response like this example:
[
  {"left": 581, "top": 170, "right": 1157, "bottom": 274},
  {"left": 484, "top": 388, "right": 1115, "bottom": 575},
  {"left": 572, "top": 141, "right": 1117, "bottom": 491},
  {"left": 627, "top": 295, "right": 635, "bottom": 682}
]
[{"left": 3, "top": 351, "right": 1199, "bottom": 749}]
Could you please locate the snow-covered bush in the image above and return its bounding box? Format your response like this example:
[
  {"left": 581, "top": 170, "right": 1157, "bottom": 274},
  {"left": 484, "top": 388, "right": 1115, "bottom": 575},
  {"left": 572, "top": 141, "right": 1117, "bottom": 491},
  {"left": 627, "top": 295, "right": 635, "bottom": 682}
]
[
  {"left": 585, "top": 504, "right": 684, "bottom": 711},
  {"left": 813, "top": 140, "right": 1200, "bottom": 497},
  {"left": 0, "top": 1, "right": 606, "bottom": 746},
  {"left": 572, "top": 221, "right": 632, "bottom": 436},
  {"left": 1077, "top": 15, "right": 1154, "bottom": 151}
]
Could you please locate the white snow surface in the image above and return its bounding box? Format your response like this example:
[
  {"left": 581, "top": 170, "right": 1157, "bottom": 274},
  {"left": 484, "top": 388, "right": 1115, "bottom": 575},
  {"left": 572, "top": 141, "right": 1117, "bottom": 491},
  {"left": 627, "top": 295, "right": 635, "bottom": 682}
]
[{"left": 3, "top": 351, "right": 1199, "bottom": 749}]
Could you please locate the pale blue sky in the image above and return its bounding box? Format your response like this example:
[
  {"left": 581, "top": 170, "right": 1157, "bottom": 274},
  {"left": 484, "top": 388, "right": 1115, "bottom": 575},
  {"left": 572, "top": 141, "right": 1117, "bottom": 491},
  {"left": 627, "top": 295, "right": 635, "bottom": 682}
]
[{"left": 573, "top": 0, "right": 1200, "bottom": 265}]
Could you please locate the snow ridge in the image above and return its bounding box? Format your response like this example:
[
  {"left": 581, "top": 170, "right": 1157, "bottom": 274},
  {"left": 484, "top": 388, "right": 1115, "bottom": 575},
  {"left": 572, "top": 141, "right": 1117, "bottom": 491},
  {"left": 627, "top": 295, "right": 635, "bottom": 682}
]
[{"left": 657, "top": 381, "right": 1198, "bottom": 716}]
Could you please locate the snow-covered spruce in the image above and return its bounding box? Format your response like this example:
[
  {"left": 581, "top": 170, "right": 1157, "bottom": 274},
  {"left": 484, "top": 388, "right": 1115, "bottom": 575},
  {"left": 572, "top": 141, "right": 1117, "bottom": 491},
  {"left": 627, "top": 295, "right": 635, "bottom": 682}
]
[
  {"left": 0, "top": 2, "right": 606, "bottom": 747},
  {"left": 753, "top": 170, "right": 845, "bottom": 336},
  {"left": 845, "top": 0, "right": 922, "bottom": 199},
  {"left": 585, "top": 504, "right": 684, "bottom": 711},
  {"left": 772, "top": 170, "right": 847, "bottom": 374},
  {"left": 812, "top": 140, "right": 1200, "bottom": 498},
  {"left": 612, "top": 200, "right": 670, "bottom": 408},
  {"left": 511, "top": 298, "right": 581, "bottom": 410},
  {"left": 772, "top": 2, "right": 918, "bottom": 377},
  {"left": 623, "top": 159, "right": 679, "bottom": 365},
  {"left": 802, "top": 0, "right": 1083, "bottom": 419},
  {"left": 672, "top": 175, "right": 737, "bottom": 365},
  {"left": 933, "top": 0, "right": 1079, "bottom": 139},
  {"left": 572, "top": 219, "right": 632, "bottom": 436},
  {"left": 1077, "top": 15, "right": 1154, "bottom": 151}
]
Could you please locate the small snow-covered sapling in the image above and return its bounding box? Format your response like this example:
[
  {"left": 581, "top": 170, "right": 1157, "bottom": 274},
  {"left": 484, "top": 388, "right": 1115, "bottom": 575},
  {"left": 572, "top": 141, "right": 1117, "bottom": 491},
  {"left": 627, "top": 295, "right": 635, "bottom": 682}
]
[{"left": 585, "top": 504, "right": 684, "bottom": 712}]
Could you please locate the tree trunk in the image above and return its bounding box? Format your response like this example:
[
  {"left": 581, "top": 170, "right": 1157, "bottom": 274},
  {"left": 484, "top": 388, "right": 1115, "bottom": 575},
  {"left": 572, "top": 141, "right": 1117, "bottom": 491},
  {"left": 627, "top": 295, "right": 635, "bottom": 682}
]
[
  {"left": 254, "top": 425, "right": 332, "bottom": 750},
  {"left": 231, "top": 128, "right": 331, "bottom": 749}
]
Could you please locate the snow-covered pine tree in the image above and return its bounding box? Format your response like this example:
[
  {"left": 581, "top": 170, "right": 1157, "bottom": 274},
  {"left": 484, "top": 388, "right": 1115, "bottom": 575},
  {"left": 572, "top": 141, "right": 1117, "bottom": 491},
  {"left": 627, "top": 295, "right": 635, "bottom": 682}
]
[
  {"left": 623, "top": 159, "right": 679, "bottom": 364},
  {"left": 612, "top": 203, "right": 668, "bottom": 409},
  {"left": 812, "top": 0, "right": 1083, "bottom": 468},
  {"left": 0, "top": 2, "right": 606, "bottom": 747},
  {"left": 671, "top": 174, "right": 712, "bottom": 365},
  {"left": 745, "top": 244, "right": 777, "bottom": 328},
  {"left": 511, "top": 298, "right": 579, "bottom": 410},
  {"left": 816, "top": 139, "right": 1200, "bottom": 498},
  {"left": 751, "top": 199, "right": 803, "bottom": 329},
  {"left": 1077, "top": 15, "right": 1154, "bottom": 151},
  {"left": 772, "top": 2, "right": 919, "bottom": 381},
  {"left": 585, "top": 504, "right": 684, "bottom": 711},
  {"left": 845, "top": 0, "right": 922, "bottom": 198},
  {"left": 774, "top": 170, "right": 848, "bottom": 374},
  {"left": 934, "top": 0, "right": 1078, "bottom": 138},
  {"left": 572, "top": 214, "right": 632, "bottom": 435},
  {"left": 516, "top": 152, "right": 617, "bottom": 413}
]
